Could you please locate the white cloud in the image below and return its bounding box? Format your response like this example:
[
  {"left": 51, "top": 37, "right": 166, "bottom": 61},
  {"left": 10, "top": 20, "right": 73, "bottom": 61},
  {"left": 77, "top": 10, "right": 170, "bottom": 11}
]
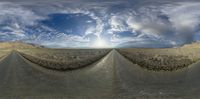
[
  {"left": 1, "top": 0, "right": 200, "bottom": 47},
  {"left": 161, "top": 2, "right": 200, "bottom": 43},
  {"left": 0, "top": 2, "right": 45, "bottom": 40},
  {"left": 39, "top": 34, "right": 90, "bottom": 48},
  {"left": 107, "top": 7, "right": 172, "bottom": 44},
  {"left": 0, "top": 2, "right": 44, "bottom": 26},
  {"left": 85, "top": 26, "right": 96, "bottom": 35},
  {"left": 109, "top": 15, "right": 129, "bottom": 32},
  {"left": 162, "top": 2, "right": 200, "bottom": 31},
  {"left": 107, "top": 1, "right": 200, "bottom": 46}
]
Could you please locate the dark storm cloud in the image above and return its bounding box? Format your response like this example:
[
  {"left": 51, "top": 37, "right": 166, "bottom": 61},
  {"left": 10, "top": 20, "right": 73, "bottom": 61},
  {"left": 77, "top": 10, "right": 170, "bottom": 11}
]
[{"left": 0, "top": 0, "right": 200, "bottom": 47}]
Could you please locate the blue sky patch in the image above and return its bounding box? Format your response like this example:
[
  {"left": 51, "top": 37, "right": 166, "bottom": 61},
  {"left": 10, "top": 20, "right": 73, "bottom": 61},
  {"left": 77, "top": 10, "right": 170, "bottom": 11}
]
[{"left": 40, "top": 13, "right": 96, "bottom": 36}]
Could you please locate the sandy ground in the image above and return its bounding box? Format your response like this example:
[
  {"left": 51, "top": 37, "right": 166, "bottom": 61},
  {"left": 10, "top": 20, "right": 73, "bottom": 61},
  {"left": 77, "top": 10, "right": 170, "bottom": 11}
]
[{"left": 0, "top": 50, "right": 200, "bottom": 99}]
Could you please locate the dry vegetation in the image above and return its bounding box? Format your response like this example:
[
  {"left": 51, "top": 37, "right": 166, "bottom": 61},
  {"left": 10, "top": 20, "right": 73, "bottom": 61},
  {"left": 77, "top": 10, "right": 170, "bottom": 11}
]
[
  {"left": 118, "top": 47, "right": 200, "bottom": 71},
  {"left": 0, "top": 41, "right": 40, "bottom": 61},
  {"left": 0, "top": 42, "right": 40, "bottom": 50},
  {"left": 0, "top": 50, "right": 10, "bottom": 60},
  {"left": 19, "top": 48, "right": 111, "bottom": 70}
]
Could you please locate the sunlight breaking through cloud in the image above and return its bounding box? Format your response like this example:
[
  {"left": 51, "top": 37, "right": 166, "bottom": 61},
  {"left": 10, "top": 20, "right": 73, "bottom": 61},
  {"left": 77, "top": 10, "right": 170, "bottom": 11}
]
[{"left": 0, "top": 0, "right": 200, "bottom": 48}]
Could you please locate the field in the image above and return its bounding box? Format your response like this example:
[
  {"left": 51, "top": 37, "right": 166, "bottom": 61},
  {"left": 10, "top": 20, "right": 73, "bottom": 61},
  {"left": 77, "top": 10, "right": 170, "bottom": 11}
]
[
  {"left": 0, "top": 42, "right": 40, "bottom": 50},
  {"left": 0, "top": 50, "right": 10, "bottom": 60},
  {"left": 18, "top": 48, "right": 111, "bottom": 70},
  {"left": 1, "top": 42, "right": 200, "bottom": 98},
  {"left": 118, "top": 47, "right": 200, "bottom": 71}
]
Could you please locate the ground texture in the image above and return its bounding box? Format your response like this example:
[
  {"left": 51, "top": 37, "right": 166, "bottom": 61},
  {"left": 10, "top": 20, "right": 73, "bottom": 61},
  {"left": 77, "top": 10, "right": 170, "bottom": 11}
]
[{"left": 0, "top": 49, "right": 200, "bottom": 99}]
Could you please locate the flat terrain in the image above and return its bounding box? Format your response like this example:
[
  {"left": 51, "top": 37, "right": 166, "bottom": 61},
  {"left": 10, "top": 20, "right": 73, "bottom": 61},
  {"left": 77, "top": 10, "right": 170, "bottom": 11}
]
[
  {"left": 0, "top": 50, "right": 11, "bottom": 60},
  {"left": 118, "top": 47, "right": 200, "bottom": 71},
  {"left": 18, "top": 48, "right": 111, "bottom": 70},
  {"left": 1, "top": 42, "right": 200, "bottom": 99}
]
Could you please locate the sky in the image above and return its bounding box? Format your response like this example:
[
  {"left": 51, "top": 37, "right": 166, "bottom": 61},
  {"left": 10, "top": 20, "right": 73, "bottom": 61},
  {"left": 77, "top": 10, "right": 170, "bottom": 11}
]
[{"left": 0, "top": 0, "right": 200, "bottom": 48}]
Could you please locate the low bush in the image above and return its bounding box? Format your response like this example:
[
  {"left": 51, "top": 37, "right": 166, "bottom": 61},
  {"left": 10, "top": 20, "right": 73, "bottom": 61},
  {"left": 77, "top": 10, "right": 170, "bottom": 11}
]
[
  {"left": 19, "top": 49, "right": 111, "bottom": 71},
  {"left": 118, "top": 49, "right": 199, "bottom": 71}
]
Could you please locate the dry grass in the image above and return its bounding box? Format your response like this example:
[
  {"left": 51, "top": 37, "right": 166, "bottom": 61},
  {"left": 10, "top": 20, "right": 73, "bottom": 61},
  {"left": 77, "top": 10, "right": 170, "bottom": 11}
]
[
  {"left": 19, "top": 48, "right": 111, "bottom": 70},
  {"left": 0, "top": 50, "right": 10, "bottom": 60},
  {"left": 0, "top": 42, "right": 39, "bottom": 50},
  {"left": 118, "top": 47, "right": 200, "bottom": 71}
]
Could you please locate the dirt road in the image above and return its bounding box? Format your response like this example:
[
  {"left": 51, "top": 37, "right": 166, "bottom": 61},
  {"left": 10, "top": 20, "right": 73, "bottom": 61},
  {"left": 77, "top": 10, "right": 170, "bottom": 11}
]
[{"left": 0, "top": 50, "right": 200, "bottom": 99}]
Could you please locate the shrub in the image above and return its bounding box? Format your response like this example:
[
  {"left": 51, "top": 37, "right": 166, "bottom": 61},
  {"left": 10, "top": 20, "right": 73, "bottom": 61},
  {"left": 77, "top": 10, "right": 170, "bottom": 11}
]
[
  {"left": 19, "top": 49, "right": 111, "bottom": 71},
  {"left": 118, "top": 49, "right": 199, "bottom": 71}
]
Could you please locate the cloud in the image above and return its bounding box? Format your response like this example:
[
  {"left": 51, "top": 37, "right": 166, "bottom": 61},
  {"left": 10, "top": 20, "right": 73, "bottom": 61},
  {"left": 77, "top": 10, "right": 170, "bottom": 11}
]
[
  {"left": 106, "top": 5, "right": 175, "bottom": 46},
  {"left": 0, "top": 0, "right": 200, "bottom": 48},
  {"left": 0, "top": 2, "right": 44, "bottom": 40},
  {"left": 117, "top": 39, "right": 177, "bottom": 48},
  {"left": 31, "top": 33, "right": 90, "bottom": 48},
  {"left": 0, "top": 2, "right": 43, "bottom": 26},
  {"left": 106, "top": 1, "right": 200, "bottom": 47},
  {"left": 109, "top": 15, "right": 129, "bottom": 32},
  {"left": 162, "top": 2, "right": 200, "bottom": 43}
]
